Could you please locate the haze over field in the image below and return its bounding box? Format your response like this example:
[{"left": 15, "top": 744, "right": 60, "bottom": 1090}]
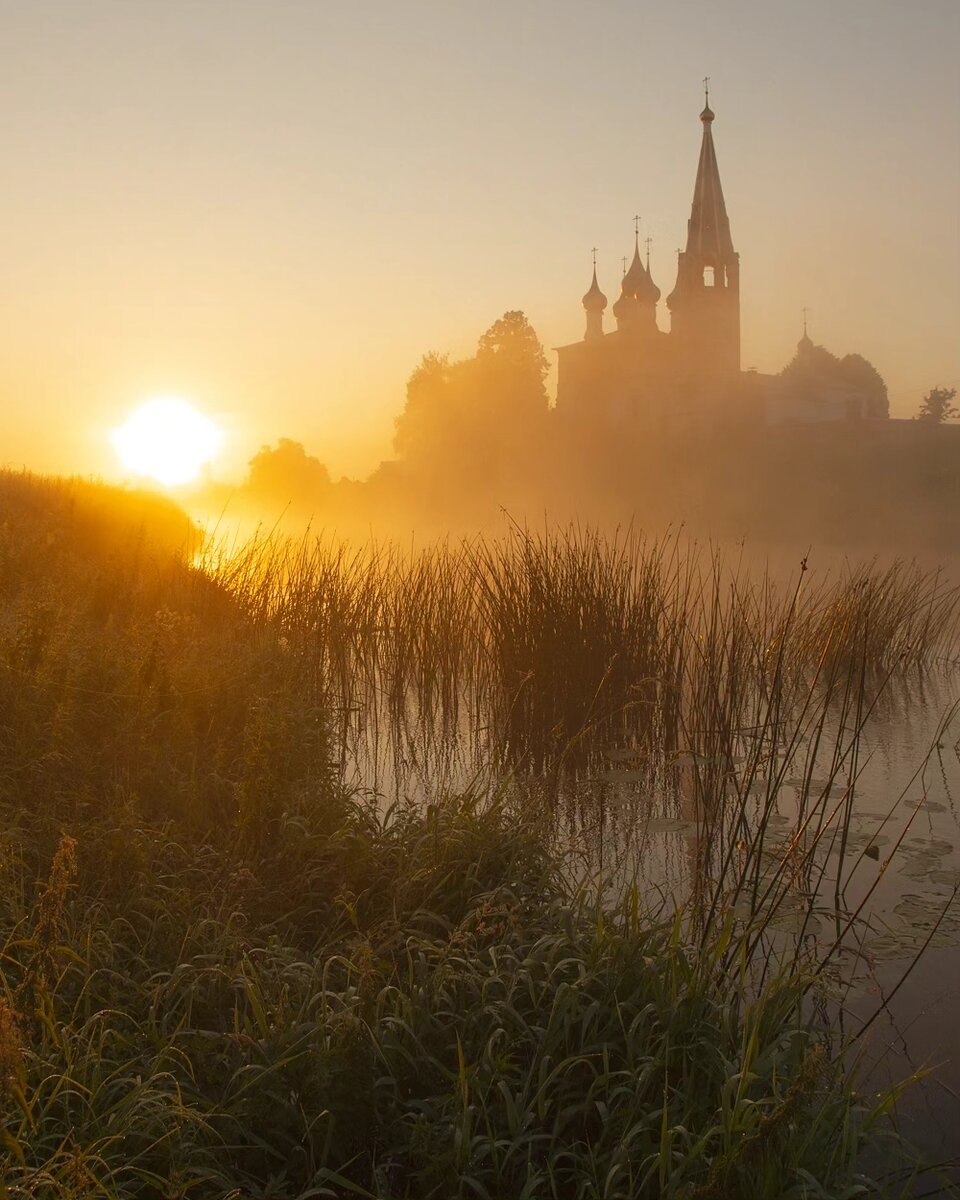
[{"left": 0, "top": 0, "right": 957, "bottom": 485}]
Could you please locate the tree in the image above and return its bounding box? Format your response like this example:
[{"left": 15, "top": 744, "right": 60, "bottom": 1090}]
[
  {"left": 392, "top": 311, "right": 550, "bottom": 476},
  {"left": 839, "top": 353, "right": 888, "bottom": 419},
  {"left": 393, "top": 352, "right": 458, "bottom": 459},
  {"left": 780, "top": 339, "right": 890, "bottom": 419},
  {"left": 476, "top": 310, "right": 549, "bottom": 401},
  {"left": 780, "top": 339, "right": 840, "bottom": 382},
  {"left": 246, "top": 438, "right": 331, "bottom": 508},
  {"left": 915, "top": 386, "right": 958, "bottom": 425}
]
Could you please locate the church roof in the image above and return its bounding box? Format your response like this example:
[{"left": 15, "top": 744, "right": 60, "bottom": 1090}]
[{"left": 685, "top": 103, "right": 735, "bottom": 260}]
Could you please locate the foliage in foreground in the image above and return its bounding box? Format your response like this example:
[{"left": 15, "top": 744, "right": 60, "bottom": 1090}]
[
  {"left": 0, "top": 470, "right": 939, "bottom": 1197},
  {"left": 1, "top": 802, "right": 897, "bottom": 1200}
]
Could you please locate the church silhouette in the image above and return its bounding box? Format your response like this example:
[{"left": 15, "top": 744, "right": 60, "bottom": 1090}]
[{"left": 556, "top": 92, "right": 887, "bottom": 432}]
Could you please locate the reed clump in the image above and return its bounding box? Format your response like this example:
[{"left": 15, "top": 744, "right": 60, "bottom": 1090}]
[{"left": 204, "top": 521, "right": 960, "bottom": 772}]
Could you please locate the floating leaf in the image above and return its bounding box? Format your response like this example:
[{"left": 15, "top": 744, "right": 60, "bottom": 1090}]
[
  {"left": 893, "top": 894, "right": 960, "bottom": 936},
  {"left": 785, "top": 777, "right": 849, "bottom": 797},
  {"left": 828, "top": 832, "right": 890, "bottom": 856},
  {"left": 862, "top": 935, "right": 914, "bottom": 962},
  {"left": 902, "top": 836, "right": 953, "bottom": 856},
  {"left": 928, "top": 868, "right": 960, "bottom": 887},
  {"left": 904, "top": 799, "right": 947, "bottom": 813},
  {"left": 768, "top": 911, "right": 824, "bottom": 936},
  {"left": 645, "top": 817, "right": 697, "bottom": 834}
]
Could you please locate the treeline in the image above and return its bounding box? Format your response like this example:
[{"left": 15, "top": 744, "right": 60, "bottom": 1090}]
[{"left": 191, "top": 310, "right": 960, "bottom": 554}]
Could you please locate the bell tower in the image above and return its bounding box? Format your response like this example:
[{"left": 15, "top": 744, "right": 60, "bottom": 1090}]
[{"left": 666, "top": 83, "right": 740, "bottom": 375}]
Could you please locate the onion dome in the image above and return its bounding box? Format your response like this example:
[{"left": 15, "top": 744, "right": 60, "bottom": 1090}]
[
  {"left": 701, "top": 76, "right": 714, "bottom": 123},
  {"left": 622, "top": 240, "right": 646, "bottom": 296},
  {"left": 582, "top": 266, "right": 607, "bottom": 312},
  {"left": 612, "top": 282, "right": 638, "bottom": 322},
  {"left": 623, "top": 238, "right": 661, "bottom": 306}
]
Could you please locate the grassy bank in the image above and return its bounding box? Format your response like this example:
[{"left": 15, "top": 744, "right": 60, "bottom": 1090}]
[{"left": 0, "top": 471, "right": 952, "bottom": 1197}]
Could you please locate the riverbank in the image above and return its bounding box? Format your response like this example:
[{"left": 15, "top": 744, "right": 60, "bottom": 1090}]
[{"left": 0, "top": 470, "right": 954, "bottom": 1197}]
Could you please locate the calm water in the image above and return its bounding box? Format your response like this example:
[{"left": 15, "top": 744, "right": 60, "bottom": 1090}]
[{"left": 340, "top": 662, "right": 960, "bottom": 1172}]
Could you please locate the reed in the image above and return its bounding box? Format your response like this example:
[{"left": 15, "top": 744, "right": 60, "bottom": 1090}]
[{"left": 201, "top": 520, "right": 960, "bottom": 777}]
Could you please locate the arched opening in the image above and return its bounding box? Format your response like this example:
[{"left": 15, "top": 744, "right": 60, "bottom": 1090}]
[{"left": 703, "top": 265, "right": 715, "bottom": 287}]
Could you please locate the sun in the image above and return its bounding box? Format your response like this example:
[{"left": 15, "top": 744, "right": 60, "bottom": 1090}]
[{"left": 111, "top": 397, "right": 224, "bottom": 487}]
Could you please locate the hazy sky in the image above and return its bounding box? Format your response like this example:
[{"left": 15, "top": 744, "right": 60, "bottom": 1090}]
[{"left": 1, "top": 0, "right": 958, "bottom": 481}]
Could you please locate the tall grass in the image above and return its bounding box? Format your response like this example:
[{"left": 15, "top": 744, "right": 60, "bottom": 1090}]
[
  {"left": 202, "top": 521, "right": 960, "bottom": 773},
  {"left": 1, "top": 470, "right": 957, "bottom": 1197},
  {"left": 0, "top": 799, "right": 916, "bottom": 1199}
]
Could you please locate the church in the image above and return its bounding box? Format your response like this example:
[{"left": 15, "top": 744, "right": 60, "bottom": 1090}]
[{"left": 555, "top": 93, "right": 887, "bottom": 432}]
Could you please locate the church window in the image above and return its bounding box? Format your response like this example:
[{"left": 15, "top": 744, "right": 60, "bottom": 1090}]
[{"left": 703, "top": 266, "right": 715, "bottom": 287}]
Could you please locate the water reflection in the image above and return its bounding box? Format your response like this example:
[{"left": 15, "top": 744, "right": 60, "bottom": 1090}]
[{"left": 340, "top": 663, "right": 960, "bottom": 1164}]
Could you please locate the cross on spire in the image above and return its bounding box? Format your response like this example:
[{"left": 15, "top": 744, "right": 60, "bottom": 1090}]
[
  {"left": 591, "top": 246, "right": 598, "bottom": 268},
  {"left": 621, "top": 255, "right": 628, "bottom": 276},
  {"left": 802, "top": 306, "right": 809, "bottom": 337},
  {"left": 644, "top": 236, "right": 653, "bottom": 268},
  {"left": 633, "top": 214, "right": 641, "bottom": 238},
  {"left": 703, "top": 76, "right": 710, "bottom": 104}
]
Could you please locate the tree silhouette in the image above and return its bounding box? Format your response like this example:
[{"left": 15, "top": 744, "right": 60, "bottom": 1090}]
[
  {"left": 838, "top": 353, "right": 888, "bottom": 419},
  {"left": 246, "top": 438, "right": 331, "bottom": 508},
  {"left": 392, "top": 312, "right": 550, "bottom": 480},
  {"left": 477, "top": 310, "right": 549, "bottom": 396},
  {"left": 915, "top": 386, "right": 958, "bottom": 424},
  {"left": 393, "top": 352, "right": 459, "bottom": 460},
  {"left": 780, "top": 339, "right": 888, "bottom": 418}
]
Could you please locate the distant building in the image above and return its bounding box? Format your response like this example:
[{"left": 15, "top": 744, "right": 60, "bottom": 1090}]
[{"left": 555, "top": 94, "right": 886, "bottom": 432}]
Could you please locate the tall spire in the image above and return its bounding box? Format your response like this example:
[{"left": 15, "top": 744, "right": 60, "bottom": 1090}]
[
  {"left": 666, "top": 87, "right": 741, "bottom": 374},
  {"left": 685, "top": 93, "right": 734, "bottom": 260}
]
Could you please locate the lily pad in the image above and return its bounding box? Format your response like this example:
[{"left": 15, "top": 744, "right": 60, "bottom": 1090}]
[
  {"left": 862, "top": 934, "right": 915, "bottom": 962},
  {"left": 928, "top": 868, "right": 960, "bottom": 887},
  {"left": 902, "top": 836, "right": 953, "bottom": 856},
  {"left": 904, "top": 799, "right": 947, "bottom": 813},
  {"left": 893, "top": 894, "right": 960, "bottom": 936},
  {"left": 785, "top": 777, "right": 850, "bottom": 798},
  {"left": 645, "top": 817, "right": 697, "bottom": 834},
  {"left": 767, "top": 910, "right": 824, "bottom": 936}
]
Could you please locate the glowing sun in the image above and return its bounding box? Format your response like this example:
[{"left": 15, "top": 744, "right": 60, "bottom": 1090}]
[{"left": 112, "top": 397, "right": 223, "bottom": 486}]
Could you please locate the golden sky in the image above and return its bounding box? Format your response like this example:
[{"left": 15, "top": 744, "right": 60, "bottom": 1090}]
[{"left": 1, "top": 0, "right": 958, "bottom": 482}]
